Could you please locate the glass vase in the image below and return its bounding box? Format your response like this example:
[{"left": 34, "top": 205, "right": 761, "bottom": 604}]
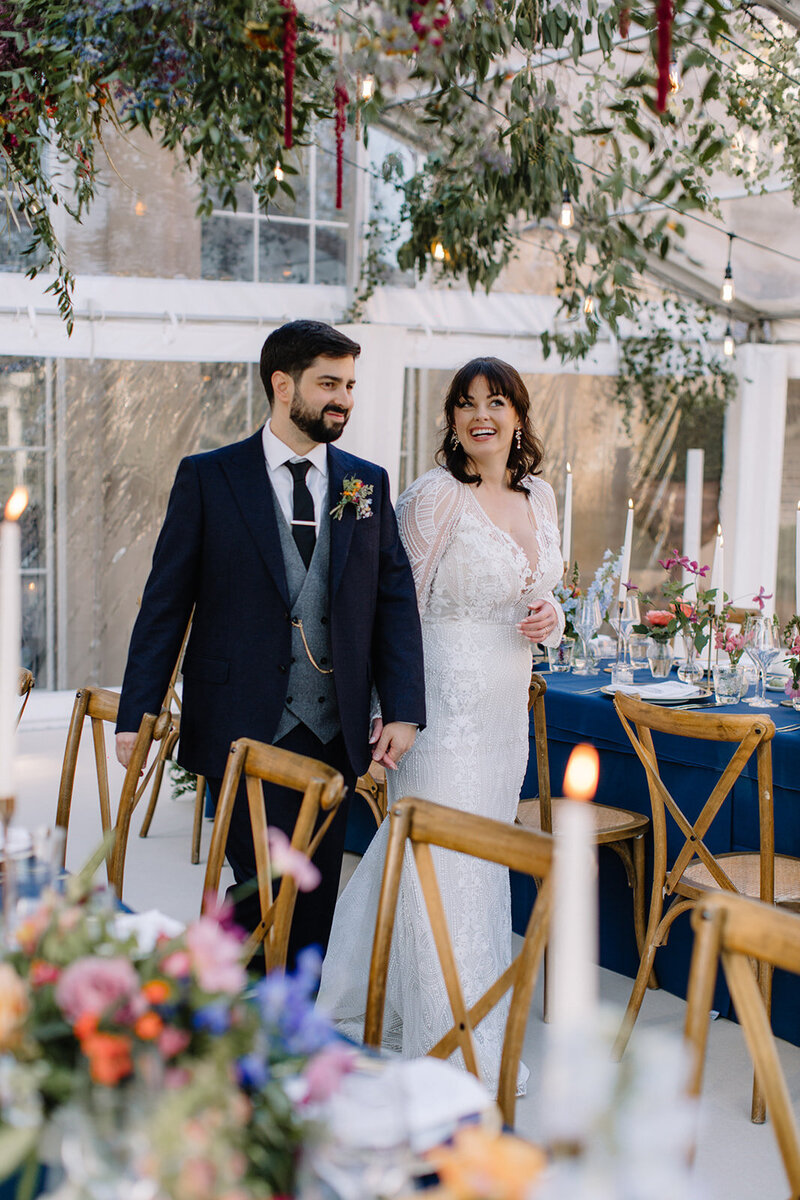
[
  {"left": 713, "top": 663, "right": 745, "bottom": 705},
  {"left": 646, "top": 640, "right": 673, "bottom": 679},
  {"left": 677, "top": 639, "right": 704, "bottom": 685},
  {"left": 547, "top": 637, "right": 576, "bottom": 673}
]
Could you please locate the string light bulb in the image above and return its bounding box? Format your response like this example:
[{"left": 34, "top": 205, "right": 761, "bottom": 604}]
[
  {"left": 723, "top": 323, "right": 735, "bottom": 357},
  {"left": 668, "top": 60, "right": 682, "bottom": 93},
  {"left": 360, "top": 75, "right": 375, "bottom": 101},
  {"left": 583, "top": 284, "right": 594, "bottom": 316},
  {"left": 559, "top": 188, "right": 574, "bottom": 229},
  {"left": 432, "top": 241, "right": 445, "bottom": 262},
  {"left": 273, "top": 164, "right": 284, "bottom": 182},
  {"left": 721, "top": 234, "right": 735, "bottom": 303}
]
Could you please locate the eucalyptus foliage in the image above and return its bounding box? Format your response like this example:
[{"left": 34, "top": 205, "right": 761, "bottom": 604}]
[{"left": 1, "top": 0, "right": 799, "bottom": 352}]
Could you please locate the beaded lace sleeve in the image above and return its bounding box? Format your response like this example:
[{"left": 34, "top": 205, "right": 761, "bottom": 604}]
[{"left": 396, "top": 469, "right": 467, "bottom": 618}]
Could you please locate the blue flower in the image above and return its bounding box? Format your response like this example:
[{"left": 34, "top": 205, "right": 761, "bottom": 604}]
[{"left": 192, "top": 1003, "right": 231, "bottom": 1035}]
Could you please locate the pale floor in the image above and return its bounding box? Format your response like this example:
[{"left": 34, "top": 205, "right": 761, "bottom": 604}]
[{"left": 13, "top": 690, "right": 800, "bottom": 1200}]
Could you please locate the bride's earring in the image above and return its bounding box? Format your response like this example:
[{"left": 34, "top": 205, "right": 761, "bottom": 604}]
[
  {"left": 450, "top": 429, "right": 459, "bottom": 449},
  {"left": 515, "top": 428, "right": 522, "bottom": 449}
]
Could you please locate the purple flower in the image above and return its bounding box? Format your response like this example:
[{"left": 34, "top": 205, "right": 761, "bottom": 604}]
[
  {"left": 192, "top": 1002, "right": 231, "bottom": 1035},
  {"left": 237, "top": 1052, "right": 270, "bottom": 1090},
  {"left": 623, "top": 580, "right": 638, "bottom": 593}
]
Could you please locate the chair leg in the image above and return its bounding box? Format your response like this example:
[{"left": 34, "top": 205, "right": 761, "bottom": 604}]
[
  {"left": 613, "top": 898, "right": 691, "bottom": 1060},
  {"left": 751, "top": 959, "right": 774, "bottom": 1124},
  {"left": 139, "top": 750, "right": 168, "bottom": 838},
  {"left": 191, "top": 774, "right": 206, "bottom": 865},
  {"left": 631, "top": 835, "right": 658, "bottom": 991}
]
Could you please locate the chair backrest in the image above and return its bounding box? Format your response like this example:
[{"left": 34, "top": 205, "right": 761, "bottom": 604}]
[
  {"left": 613, "top": 692, "right": 776, "bottom": 902},
  {"left": 55, "top": 687, "right": 167, "bottom": 898},
  {"left": 527, "top": 673, "right": 552, "bottom": 830},
  {"left": 17, "top": 668, "right": 34, "bottom": 726},
  {"left": 685, "top": 891, "right": 800, "bottom": 1194},
  {"left": 364, "top": 796, "right": 554, "bottom": 1127},
  {"left": 354, "top": 763, "right": 388, "bottom": 828},
  {"left": 201, "top": 738, "right": 347, "bottom": 970}
]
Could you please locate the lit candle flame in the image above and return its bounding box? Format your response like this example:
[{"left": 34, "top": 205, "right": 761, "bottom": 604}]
[
  {"left": 563, "top": 744, "right": 599, "bottom": 803},
  {"left": 4, "top": 488, "right": 28, "bottom": 522},
  {"left": 566, "top": 461, "right": 572, "bottom": 473},
  {"left": 627, "top": 497, "right": 634, "bottom": 510},
  {"left": 717, "top": 523, "right": 722, "bottom": 536}
]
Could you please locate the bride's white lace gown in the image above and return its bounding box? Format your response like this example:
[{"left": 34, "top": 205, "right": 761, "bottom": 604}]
[{"left": 317, "top": 467, "right": 564, "bottom": 1092}]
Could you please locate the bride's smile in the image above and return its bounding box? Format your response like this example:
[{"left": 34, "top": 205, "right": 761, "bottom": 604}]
[{"left": 453, "top": 375, "right": 517, "bottom": 464}]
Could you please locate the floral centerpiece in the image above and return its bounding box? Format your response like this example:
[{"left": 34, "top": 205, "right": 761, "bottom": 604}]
[
  {"left": 553, "top": 562, "right": 580, "bottom": 639},
  {"left": 714, "top": 625, "right": 753, "bottom": 667},
  {"left": 0, "top": 855, "right": 354, "bottom": 1199},
  {"left": 585, "top": 549, "right": 623, "bottom": 627}
]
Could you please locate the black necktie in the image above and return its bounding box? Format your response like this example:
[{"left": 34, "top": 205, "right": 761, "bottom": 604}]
[{"left": 287, "top": 459, "right": 316, "bottom": 568}]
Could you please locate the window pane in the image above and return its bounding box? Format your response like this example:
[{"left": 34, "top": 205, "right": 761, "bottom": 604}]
[
  {"left": 258, "top": 222, "right": 310, "bottom": 283},
  {"left": 315, "top": 227, "right": 346, "bottom": 285},
  {"left": 201, "top": 216, "right": 254, "bottom": 280},
  {"left": 777, "top": 380, "right": 800, "bottom": 620},
  {"left": 22, "top": 574, "right": 47, "bottom": 681}
]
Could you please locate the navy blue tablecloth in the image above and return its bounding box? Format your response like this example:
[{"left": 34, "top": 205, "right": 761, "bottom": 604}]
[{"left": 516, "top": 666, "right": 800, "bottom": 1044}]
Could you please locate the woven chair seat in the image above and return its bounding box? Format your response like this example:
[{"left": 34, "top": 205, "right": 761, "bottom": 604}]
[
  {"left": 518, "top": 797, "right": 649, "bottom": 840},
  {"left": 680, "top": 852, "right": 800, "bottom": 905}
]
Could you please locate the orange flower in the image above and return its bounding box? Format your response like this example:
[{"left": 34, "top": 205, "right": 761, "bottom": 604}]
[
  {"left": 82, "top": 1032, "right": 133, "bottom": 1086},
  {"left": 645, "top": 610, "right": 672, "bottom": 627},
  {"left": 141, "top": 979, "right": 172, "bottom": 1005},
  {"left": 428, "top": 1127, "right": 546, "bottom": 1200},
  {"left": 0, "top": 964, "right": 28, "bottom": 1049},
  {"left": 73, "top": 1012, "right": 99, "bottom": 1042},
  {"left": 134, "top": 1011, "right": 164, "bottom": 1041}
]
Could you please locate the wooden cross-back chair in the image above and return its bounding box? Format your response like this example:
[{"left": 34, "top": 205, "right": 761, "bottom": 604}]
[
  {"left": 612, "top": 691, "right": 800, "bottom": 1123},
  {"left": 17, "top": 669, "right": 34, "bottom": 726},
  {"left": 686, "top": 892, "right": 800, "bottom": 1198},
  {"left": 55, "top": 687, "right": 169, "bottom": 900},
  {"left": 363, "top": 796, "right": 554, "bottom": 1128},
  {"left": 201, "top": 738, "right": 347, "bottom": 971},
  {"left": 354, "top": 763, "right": 388, "bottom": 828},
  {"left": 517, "top": 673, "right": 654, "bottom": 1011},
  {"left": 138, "top": 619, "right": 207, "bottom": 864}
]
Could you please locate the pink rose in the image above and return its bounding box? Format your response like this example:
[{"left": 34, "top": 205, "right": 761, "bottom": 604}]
[
  {"left": 645, "top": 610, "right": 672, "bottom": 627},
  {"left": 302, "top": 1044, "right": 357, "bottom": 1103},
  {"left": 268, "top": 828, "right": 321, "bottom": 893},
  {"left": 158, "top": 1026, "right": 192, "bottom": 1059},
  {"left": 55, "top": 956, "right": 139, "bottom": 1023},
  {"left": 185, "top": 917, "right": 246, "bottom": 995},
  {"left": 160, "top": 950, "right": 192, "bottom": 979}
]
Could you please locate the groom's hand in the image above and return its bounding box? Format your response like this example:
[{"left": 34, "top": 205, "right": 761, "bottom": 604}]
[{"left": 369, "top": 718, "right": 416, "bottom": 771}]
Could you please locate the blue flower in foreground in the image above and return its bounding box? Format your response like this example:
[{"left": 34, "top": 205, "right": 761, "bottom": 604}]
[
  {"left": 237, "top": 1052, "right": 270, "bottom": 1091},
  {"left": 192, "top": 1002, "right": 231, "bottom": 1035}
]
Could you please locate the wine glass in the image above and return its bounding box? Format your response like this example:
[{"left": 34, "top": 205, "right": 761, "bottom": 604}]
[
  {"left": 573, "top": 596, "right": 602, "bottom": 675},
  {"left": 744, "top": 616, "right": 780, "bottom": 708},
  {"left": 609, "top": 595, "right": 641, "bottom": 664}
]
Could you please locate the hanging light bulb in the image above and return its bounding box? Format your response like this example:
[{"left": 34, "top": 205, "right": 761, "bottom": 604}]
[
  {"left": 583, "top": 283, "right": 594, "bottom": 316},
  {"left": 721, "top": 233, "right": 735, "bottom": 303},
  {"left": 723, "top": 324, "right": 735, "bottom": 357},
  {"left": 360, "top": 75, "right": 375, "bottom": 101},
  {"left": 432, "top": 241, "right": 445, "bottom": 262},
  {"left": 273, "top": 163, "right": 285, "bottom": 182},
  {"left": 559, "top": 188, "right": 574, "bottom": 229},
  {"left": 668, "top": 60, "right": 682, "bottom": 93}
]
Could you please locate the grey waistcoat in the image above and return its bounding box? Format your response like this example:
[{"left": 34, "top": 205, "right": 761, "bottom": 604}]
[{"left": 273, "top": 498, "right": 340, "bottom": 745}]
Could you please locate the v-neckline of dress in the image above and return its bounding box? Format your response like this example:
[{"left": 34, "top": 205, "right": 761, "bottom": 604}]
[{"left": 463, "top": 481, "right": 539, "bottom": 586}]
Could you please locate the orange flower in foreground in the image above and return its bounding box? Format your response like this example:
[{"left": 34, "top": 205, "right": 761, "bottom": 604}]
[
  {"left": 134, "top": 1011, "right": 164, "bottom": 1041},
  {"left": 0, "top": 964, "right": 28, "bottom": 1049},
  {"left": 82, "top": 1032, "right": 133, "bottom": 1086},
  {"left": 427, "top": 1127, "right": 546, "bottom": 1200},
  {"left": 141, "top": 979, "right": 172, "bottom": 1005},
  {"left": 73, "top": 1012, "right": 99, "bottom": 1042}
]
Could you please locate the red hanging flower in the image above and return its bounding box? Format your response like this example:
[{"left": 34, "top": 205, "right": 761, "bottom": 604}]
[
  {"left": 334, "top": 79, "right": 348, "bottom": 210},
  {"left": 619, "top": 6, "right": 631, "bottom": 38},
  {"left": 281, "top": 0, "right": 297, "bottom": 149},
  {"left": 655, "top": 0, "right": 672, "bottom": 113}
]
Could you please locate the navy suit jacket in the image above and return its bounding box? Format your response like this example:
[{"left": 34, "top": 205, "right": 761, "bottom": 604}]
[{"left": 117, "top": 429, "right": 426, "bottom": 780}]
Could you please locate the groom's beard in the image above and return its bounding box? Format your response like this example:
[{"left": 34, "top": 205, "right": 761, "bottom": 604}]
[{"left": 290, "top": 389, "right": 350, "bottom": 444}]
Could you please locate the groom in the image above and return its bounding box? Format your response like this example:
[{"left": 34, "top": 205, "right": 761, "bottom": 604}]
[{"left": 115, "top": 320, "right": 425, "bottom": 962}]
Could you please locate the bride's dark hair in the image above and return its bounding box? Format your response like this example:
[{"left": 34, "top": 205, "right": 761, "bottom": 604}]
[{"left": 436, "top": 357, "right": 544, "bottom": 492}]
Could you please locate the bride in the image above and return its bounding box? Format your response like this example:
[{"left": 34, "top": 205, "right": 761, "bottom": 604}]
[{"left": 317, "top": 357, "right": 564, "bottom": 1092}]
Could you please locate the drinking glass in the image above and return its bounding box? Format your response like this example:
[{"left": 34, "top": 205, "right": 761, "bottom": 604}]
[
  {"left": 573, "top": 596, "right": 602, "bottom": 675},
  {"left": 609, "top": 596, "right": 641, "bottom": 665},
  {"left": 744, "top": 617, "right": 780, "bottom": 708}
]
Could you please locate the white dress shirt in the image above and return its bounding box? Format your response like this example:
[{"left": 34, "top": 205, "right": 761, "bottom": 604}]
[{"left": 262, "top": 421, "right": 328, "bottom": 533}]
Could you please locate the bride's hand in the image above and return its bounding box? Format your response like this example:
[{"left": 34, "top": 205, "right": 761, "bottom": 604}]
[{"left": 517, "top": 600, "right": 558, "bottom": 643}]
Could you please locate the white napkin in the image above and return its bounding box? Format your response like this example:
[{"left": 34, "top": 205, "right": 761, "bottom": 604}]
[
  {"left": 393, "top": 1057, "right": 498, "bottom": 1152},
  {"left": 113, "top": 908, "right": 185, "bottom": 952},
  {"left": 606, "top": 680, "right": 703, "bottom": 700},
  {"left": 0, "top": 826, "right": 33, "bottom": 857}
]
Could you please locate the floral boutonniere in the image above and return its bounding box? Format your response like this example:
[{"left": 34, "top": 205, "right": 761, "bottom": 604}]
[{"left": 331, "top": 476, "right": 374, "bottom": 521}]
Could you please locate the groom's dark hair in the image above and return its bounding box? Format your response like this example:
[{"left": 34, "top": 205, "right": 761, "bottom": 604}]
[{"left": 260, "top": 320, "right": 361, "bottom": 404}]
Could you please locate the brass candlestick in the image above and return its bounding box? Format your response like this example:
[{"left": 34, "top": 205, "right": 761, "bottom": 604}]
[{"left": 0, "top": 794, "right": 14, "bottom": 939}]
